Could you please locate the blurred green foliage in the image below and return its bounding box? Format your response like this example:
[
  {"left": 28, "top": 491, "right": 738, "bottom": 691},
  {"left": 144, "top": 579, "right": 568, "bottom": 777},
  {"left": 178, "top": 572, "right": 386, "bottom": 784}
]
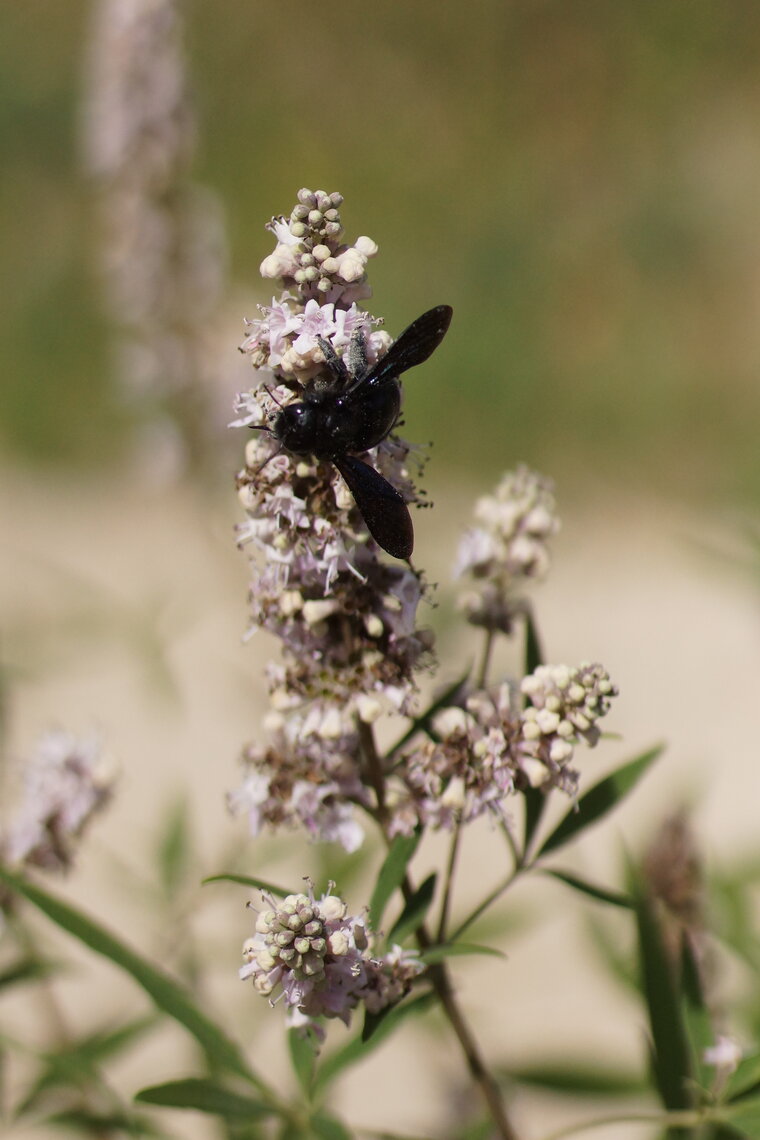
[{"left": 3, "top": 0, "right": 760, "bottom": 502}]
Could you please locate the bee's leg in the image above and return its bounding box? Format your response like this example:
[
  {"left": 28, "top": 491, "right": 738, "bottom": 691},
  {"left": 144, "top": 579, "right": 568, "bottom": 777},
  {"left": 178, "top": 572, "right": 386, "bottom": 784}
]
[{"left": 316, "top": 336, "right": 349, "bottom": 385}]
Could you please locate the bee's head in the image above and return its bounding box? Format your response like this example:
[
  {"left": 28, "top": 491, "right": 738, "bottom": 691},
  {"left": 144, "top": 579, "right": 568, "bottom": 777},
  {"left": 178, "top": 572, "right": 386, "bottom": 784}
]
[{"left": 272, "top": 401, "right": 317, "bottom": 456}]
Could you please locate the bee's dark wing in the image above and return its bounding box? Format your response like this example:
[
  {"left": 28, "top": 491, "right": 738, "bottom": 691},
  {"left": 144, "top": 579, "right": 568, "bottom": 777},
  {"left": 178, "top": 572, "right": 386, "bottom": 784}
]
[
  {"left": 334, "top": 454, "right": 414, "bottom": 560},
  {"left": 353, "top": 305, "right": 453, "bottom": 392}
]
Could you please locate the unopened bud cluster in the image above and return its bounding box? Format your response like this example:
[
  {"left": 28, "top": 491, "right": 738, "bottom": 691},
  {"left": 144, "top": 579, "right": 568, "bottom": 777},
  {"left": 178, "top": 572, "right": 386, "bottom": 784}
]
[
  {"left": 389, "top": 663, "right": 618, "bottom": 833},
  {"left": 259, "top": 188, "right": 377, "bottom": 307},
  {"left": 246, "top": 892, "right": 350, "bottom": 992},
  {"left": 1, "top": 731, "right": 116, "bottom": 873},
  {"left": 521, "top": 662, "right": 618, "bottom": 758},
  {"left": 241, "top": 887, "right": 423, "bottom": 1031}
]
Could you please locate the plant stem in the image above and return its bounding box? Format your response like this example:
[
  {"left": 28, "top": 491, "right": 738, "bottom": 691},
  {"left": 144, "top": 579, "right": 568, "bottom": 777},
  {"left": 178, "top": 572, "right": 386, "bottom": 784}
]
[
  {"left": 450, "top": 861, "right": 527, "bottom": 943},
  {"left": 476, "top": 628, "right": 495, "bottom": 689},
  {"left": 361, "top": 722, "right": 520, "bottom": 1140},
  {"left": 436, "top": 823, "right": 462, "bottom": 943},
  {"left": 400, "top": 872, "right": 520, "bottom": 1140}
]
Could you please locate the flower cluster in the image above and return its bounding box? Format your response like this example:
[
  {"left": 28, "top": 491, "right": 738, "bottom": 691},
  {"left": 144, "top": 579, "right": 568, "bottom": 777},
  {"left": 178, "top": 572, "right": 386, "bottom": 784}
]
[
  {"left": 456, "top": 466, "right": 559, "bottom": 632},
  {"left": 228, "top": 707, "right": 369, "bottom": 853},
  {"left": 1, "top": 731, "right": 116, "bottom": 873},
  {"left": 229, "top": 190, "right": 437, "bottom": 848},
  {"left": 388, "top": 663, "right": 618, "bottom": 834},
  {"left": 241, "top": 886, "right": 423, "bottom": 1033},
  {"left": 520, "top": 663, "right": 618, "bottom": 792}
]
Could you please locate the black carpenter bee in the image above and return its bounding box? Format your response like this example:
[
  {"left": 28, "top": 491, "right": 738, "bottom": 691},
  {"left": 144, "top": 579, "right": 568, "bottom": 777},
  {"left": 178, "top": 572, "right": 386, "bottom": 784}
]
[{"left": 261, "top": 305, "right": 453, "bottom": 560}]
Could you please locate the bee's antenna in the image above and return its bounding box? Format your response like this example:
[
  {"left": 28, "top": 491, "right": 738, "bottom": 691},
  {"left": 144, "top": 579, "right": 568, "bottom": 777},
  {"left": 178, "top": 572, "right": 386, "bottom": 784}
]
[
  {"left": 253, "top": 447, "right": 283, "bottom": 476},
  {"left": 262, "top": 385, "right": 285, "bottom": 409}
]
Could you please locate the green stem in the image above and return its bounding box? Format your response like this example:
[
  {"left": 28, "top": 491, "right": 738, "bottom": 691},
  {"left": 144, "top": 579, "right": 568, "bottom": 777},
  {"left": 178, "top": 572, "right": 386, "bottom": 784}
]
[
  {"left": 450, "top": 859, "right": 529, "bottom": 943},
  {"left": 361, "top": 720, "right": 519, "bottom": 1140},
  {"left": 436, "top": 822, "right": 462, "bottom": 944},
  {"left": 476, "top": 627, "right": 496, "bottom": 689}
]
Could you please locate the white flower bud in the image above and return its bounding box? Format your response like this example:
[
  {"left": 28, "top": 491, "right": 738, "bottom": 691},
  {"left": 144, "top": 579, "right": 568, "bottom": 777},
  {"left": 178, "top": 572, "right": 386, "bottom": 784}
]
[
  {"left": 356, "top": 694, "right": 383, "bottom": 723},
  {"left": 319, "top": 706, "right": 344, "bottom": 739},
  {"left": 327, "top": 930, "right": 350, "bottom": 956},
  {"left": 303, "top": 599, "right": 340, "bottom": 625},
  {"left": 441, "top": 776, "right": 466, "bottom": 809},
  {"left": 364, "top": 613, "right": 384, "bottom": 638},
  {"left": 319, "top": 895, "right": 347, "bottom": 922},
  {"left": 434, "top": 707, "right": 469, "bottom": 737},
  {"left": 355, "top": 236, "right": 378, "bottom": 256}
]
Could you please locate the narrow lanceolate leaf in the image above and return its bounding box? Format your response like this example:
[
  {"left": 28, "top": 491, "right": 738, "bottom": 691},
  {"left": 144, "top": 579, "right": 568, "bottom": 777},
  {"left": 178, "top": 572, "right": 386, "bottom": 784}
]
[
  {"left": 157, "top": 798, "right": 193, "bottom": 898},
  {"left": 136, "top": 1078, "right": 274, "bottom": 1120},
  {"left": 522, "top": 785, "right": 548, "bottom": 860},
  {"left": 309, "top": 1111, "right": 354, "bottom": 1140},
  {"left": 202, "top": 872, "right": 292, "bottom": 897},
  {"left": 314, "top": 992, "right": 436, "bottom": 1093},
  {"left": 523, "top": 605, "right": 544, "bottom": 675},
  {"left": 45, "top": 1108, "right": 164, "bottom": 1137},
  {"left": 504, "top": 1061, "right": 646, "bottom": 1096},
  {"left": 420, "top": 942, "right": 505, "bottom": 965},
  {"left": 288, "top": 1027, "right": 316, "bottom": 1098},
  {"left": 0, "top": 869, "right": 259, "bottom": 1086},
  {"left": 369, "top": 832, "right": 421, "bottom": 931},
  {"left": 679, "top": 929, "right": 714, "bottom": 1093},
  {"left": 633, "top": 877, "right": 694, "bottom": 1115},
  {"left": 18, "top": 1016, "right": 160, "bottom": 1114},
  {"left": 537, "top": 745, "right": 663, "bottom": 858},
  {"left": 544, "top": 868, "right": 632, "bottom": 909},
  {"left": 726, "top": 1052, "right": 760, "bottom": 1102},
  {"left": 724, "top": 1096, "right": 760, "bottom": 1136},
  {"left": 388, "top": 873, "right": 437, "bottom": 945}
]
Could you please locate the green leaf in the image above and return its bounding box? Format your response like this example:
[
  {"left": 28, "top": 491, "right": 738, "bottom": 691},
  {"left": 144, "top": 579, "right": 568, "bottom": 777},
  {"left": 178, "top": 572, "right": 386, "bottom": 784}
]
[
  {"left": 156, "top": 798, "right": 193, "bottom": 898},
  {"left": 725, "top": 1096, "right": 760, "bottom": 1135},
  {"left": 632, "top": 876, "right": 694, "bottom": 1115},
  {"left": 505, "top": 1060, "right": 646, "bottom": 1096},
  {"left": 202, "top": 873, "right": 292, "bottom": 897},
  {"left": 522, "top": 786, "right": 547, "bottom": 859},
  {"left": 679, "top": 929, "right": 714, "bottom": 1093},
  {"left": 288, "top": 1028, "right": 316, "bottom": 1098},
  {"left": 135, "top": 1078, "right": 274, "bottom": 1119},
  {"left": 420, "top": 942, "right": 505, "bottom": 965},
  {"left": 726, "top": 1052, "right": 760, "bottom": 1102},
  {"left": 523, "top": 605, "right": 544, "bottom": 674},
  {"left": 314, "top": 992, "right": 436, "bottom": 1094},
  {"left": 544, "top": 868, "right": 632, "bottom": 909},
  {"left": 18, "top": 1015, "right": 160, "bottom": 1113},
  {"left": 537, "top": 745, "right": 663, "bottom": 857},
  {"left": 45, "top": 1107, "right": 165, "bottom": 1137},
  {"left": 0, "top": 868, "right": 260, "bottom": 1087},
  {"left": 387, "top": 874, "right": 436, "bottom": 945},
  {"left": 309, "top": 1111, "right": 353, "bottom": 1140},
  {"left": 369, "top": 832, "right": 421, "bottom": 931}
]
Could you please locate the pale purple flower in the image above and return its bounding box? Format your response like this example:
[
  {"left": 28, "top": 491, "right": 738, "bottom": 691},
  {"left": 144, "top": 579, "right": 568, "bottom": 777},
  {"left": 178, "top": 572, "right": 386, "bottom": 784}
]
[
  {"left": 703, "top": 1035, "right": 742, "bottom": 1073},
  {"left": 389, "top": 664, "right": 618, "bottom": 833},
  {"left": 456, "top": 466, "right": 559, "bottom": 633},
  {"left": 240, "top": 887, "right": 372, "bottom": 1026},
  {"left": 228, "top": 707, "right": 368, "bottom": 852},
  {"left": 520, "top": 663, "right": 618, "bottom": 791},
  {"left": 3, "top": 731, "right": 116, "bottom": 872},
  {"left": 241, "top": 886, "right": 423, "bottom": 1031}
]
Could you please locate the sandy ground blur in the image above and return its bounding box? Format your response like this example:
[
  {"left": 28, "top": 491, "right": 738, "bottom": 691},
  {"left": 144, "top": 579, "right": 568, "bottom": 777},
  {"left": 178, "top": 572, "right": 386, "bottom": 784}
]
[{"left": 2, "top": 466, "right": 759, "bottom": 1140}]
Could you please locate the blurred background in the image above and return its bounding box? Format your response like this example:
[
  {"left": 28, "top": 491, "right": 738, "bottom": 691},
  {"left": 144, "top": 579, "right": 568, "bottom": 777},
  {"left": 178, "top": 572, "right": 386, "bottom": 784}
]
[{"left": 3, "top": 2, "right": 760, "bottom": 1138}]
